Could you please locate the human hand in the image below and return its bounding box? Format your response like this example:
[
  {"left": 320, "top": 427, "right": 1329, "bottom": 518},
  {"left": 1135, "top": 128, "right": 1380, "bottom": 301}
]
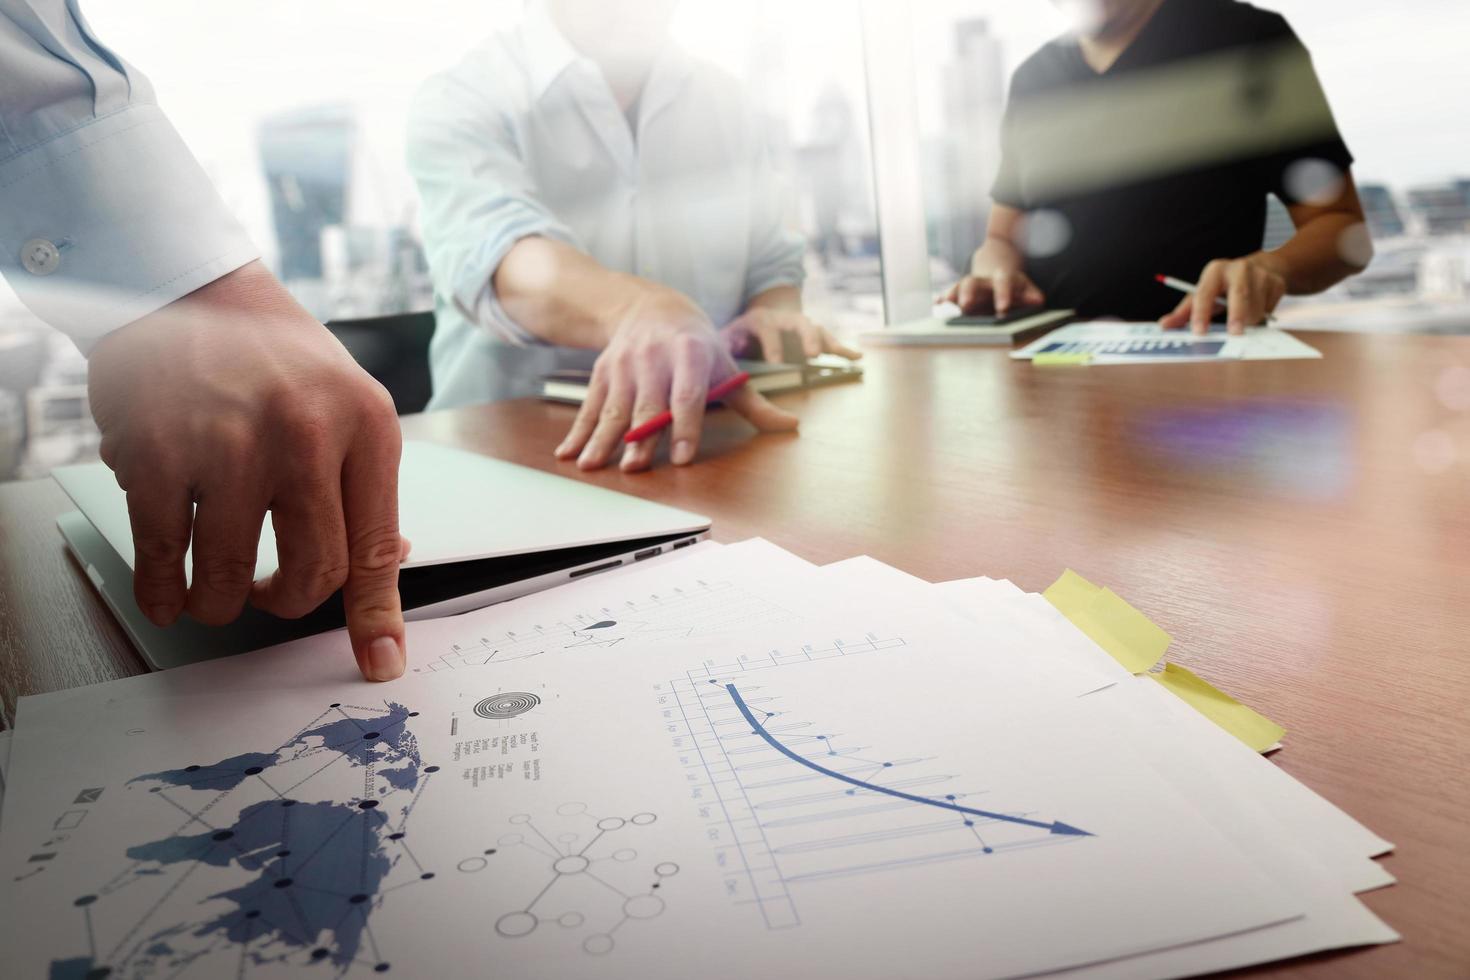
[
  {"left": 553, "top": 283, "right": 798, "bottom": 473},
  {"left": 1158, "top": 255, "right": 1286, "bottom": 335},
  {"left": 722, "top": 307, "right": 861, "bottom": 364},
  {"left": 940, "top": 268, "right": 1045, "bottom": 316},
  {"left": 88, "top": 261, "right": 409, "bottom": 681}
]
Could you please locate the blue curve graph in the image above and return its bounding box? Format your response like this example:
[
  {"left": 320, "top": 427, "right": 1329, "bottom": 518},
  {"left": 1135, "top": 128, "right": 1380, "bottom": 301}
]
[{"left": 723, "top": 682, "right": 1091, "bottom": 837}]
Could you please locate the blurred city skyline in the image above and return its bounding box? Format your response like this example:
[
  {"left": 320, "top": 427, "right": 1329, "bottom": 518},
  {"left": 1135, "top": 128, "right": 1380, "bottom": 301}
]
[
  {"left": 4, "top": 0, "right": 1470, "bottom": 479},
  {"left": 1, "top": 1, "right": 1464, "bottom": 308},
  {"left": 76, "top": 0, "right": 1470, "bottom": 186}
]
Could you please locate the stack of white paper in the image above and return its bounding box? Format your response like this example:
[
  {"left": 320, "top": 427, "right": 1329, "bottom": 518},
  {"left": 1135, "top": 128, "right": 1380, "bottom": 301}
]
[{"left": 0, "top": 539, "right": 1395, "bottom": 979}]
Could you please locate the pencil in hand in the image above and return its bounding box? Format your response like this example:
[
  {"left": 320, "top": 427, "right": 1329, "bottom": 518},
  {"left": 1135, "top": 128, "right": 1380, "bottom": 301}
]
[{"left": 1155, "top": 274, "right": 1276, "bottom": 326}]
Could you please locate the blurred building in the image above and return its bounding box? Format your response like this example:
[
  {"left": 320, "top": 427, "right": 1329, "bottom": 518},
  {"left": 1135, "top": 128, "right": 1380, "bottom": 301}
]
[
  {"left": 1406, "top": 181, "right": 1470, "bottom": 236},
  {"left": 788, "top": 80, "right": 884, "bottom": 335},
  {"left": 259, "top": 105, "right": 432, "bottom": 321},
  {"left": 1338, "top": 178, "right": 1470, "bottom": 304},
  {"left": 1342, "top": 241, "right": 1424, "bottom": 299},
  {"left": 1358, "top": 182, "right": 1405, "bottom": 239},
  {"left": 0, "top": 314, "right": 45, "bottom": 481},
  {"left": 926, "top": 18, "right": 1005, "bottom": 274},
  {"left": 1263, "top": 195, "right": 1294, "bottom": 251},
  {"left": 0, "top": 307, "right": 100, "bottom": 481},
  {"left": 259, "top": 106, "right": 355, "bottom": 283},
  {"left": 796, "top": 85, "right": 875, "bottom": 266}
]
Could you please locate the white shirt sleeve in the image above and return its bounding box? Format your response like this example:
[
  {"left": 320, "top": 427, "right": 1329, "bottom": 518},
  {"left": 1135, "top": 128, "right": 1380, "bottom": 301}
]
[
  {"left": 406, "top": 65, "right": 581, "bottom": 347},
  {"left": 0, "top": 1, "right": 258, "bottom": 351}
]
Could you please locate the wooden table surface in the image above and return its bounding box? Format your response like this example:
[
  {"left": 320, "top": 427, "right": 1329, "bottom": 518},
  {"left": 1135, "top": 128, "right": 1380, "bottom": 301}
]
[{"left": 2, "top": 332, "right": 1467, "bottom": 977}]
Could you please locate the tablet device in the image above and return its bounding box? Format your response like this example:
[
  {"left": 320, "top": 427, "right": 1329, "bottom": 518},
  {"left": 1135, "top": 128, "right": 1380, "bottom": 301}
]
[{"left": 946, "top": 304, "right": 1049, "bottom": 327}]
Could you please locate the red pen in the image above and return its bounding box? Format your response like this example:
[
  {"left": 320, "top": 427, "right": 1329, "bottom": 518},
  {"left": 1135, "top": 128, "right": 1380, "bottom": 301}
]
[{"left": 623, "top": 371, "right": 751, "bottom": 444}]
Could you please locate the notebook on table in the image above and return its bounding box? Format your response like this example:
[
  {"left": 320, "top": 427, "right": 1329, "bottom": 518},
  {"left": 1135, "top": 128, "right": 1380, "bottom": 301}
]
[
  {"left": 540, "top": 355, "right": 863, "bottom": 404},
  {"left": 861, "top": 308, "right": 1075, "bottom": 347}
]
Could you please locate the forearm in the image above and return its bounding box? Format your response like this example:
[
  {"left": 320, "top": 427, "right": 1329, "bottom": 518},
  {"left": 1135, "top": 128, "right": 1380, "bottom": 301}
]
[
  {"left": 970, "top": 203, "right": 1028, "bottom": 278},
  {"left": 493, "top": 236, "right": 653, "bottom": 349},
  {"left": 1252, "top": 211, "right": 1368, "bottom": 295},
  {"left": 744, "top": 284, "right": 802, "bottom": 315}
]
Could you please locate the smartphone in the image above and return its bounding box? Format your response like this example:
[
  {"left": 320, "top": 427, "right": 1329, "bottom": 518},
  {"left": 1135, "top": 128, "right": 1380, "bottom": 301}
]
[{"left": 946, "top": 304, "right": 1047, "bottom": 327}]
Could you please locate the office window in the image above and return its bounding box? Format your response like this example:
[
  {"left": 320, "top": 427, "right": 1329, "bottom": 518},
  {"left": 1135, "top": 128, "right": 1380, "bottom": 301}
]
[
  {"left": 2, "top": 1, "right": 1466, "bottom": 480},
  {"left": 0, "top": 0, "right": 883, "bottom": 478},
  {"left": 897, "top": 0, "right": 1470, "bottom": 332},
  {"left": 669, "top": 0, "right": 883, "bottom": 335},
  {"left": 907, "top": 3, "right": 1065, "bottom": 292}
]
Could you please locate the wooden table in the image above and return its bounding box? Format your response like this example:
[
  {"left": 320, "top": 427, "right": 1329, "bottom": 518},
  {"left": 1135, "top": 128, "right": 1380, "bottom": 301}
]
[{"left": 2, "top": 333, "right": 1467, "bottom": 977}]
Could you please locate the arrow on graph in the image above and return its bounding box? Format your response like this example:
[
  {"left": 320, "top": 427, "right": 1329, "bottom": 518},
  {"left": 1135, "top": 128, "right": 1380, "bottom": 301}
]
[{"left": 723, "top": 682, "right": 1093, "bottom": 837}]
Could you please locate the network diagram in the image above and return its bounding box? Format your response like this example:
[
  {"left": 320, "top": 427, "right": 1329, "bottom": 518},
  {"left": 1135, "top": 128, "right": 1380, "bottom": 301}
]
[
  {"left": 36, "top": 702, "right": 438, "bottom": 977},
  {"left": 456, "top": 803, "right": 678, "bottom": 957}
]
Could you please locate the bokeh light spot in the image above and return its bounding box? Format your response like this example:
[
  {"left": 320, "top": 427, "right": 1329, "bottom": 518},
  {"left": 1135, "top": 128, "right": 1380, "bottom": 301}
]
[
  {"left": 1018, "top": 208, "right": 1072, "bottom": 259},
  {"left": 1434, "top": 365, "right": 1470, "bottom": 413},
  {"left": 1284, "top": 158, "right": 1345, "bottom": 207},
  {"left": 1335, "top": 222, "right": 1373, "bottom": 268}
]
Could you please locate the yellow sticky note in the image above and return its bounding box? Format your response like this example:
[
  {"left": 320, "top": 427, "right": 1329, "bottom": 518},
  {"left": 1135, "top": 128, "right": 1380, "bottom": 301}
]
[
  {"left": 1150, "top": 663, "right": 1286, "bottom": 752},
  {"left": 1085, "top": 588, "right": 1172, "bottom": 673},
  {"left": 1042, "top": 568, "right": 1102, "bottom": 610},
  {"left": 1043, "top": 571, "right": 1171, "bottom": 674},
  {"left": 1033, "top": 352, "right": 1094, "bottom": 367}
]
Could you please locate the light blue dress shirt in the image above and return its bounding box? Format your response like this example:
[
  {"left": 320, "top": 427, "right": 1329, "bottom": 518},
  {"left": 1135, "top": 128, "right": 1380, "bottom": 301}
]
[
  {"left": 0, "top": 0, "right": 257, "bottom": 350},
  {"left": 407, "top": 2, "right": 806, "bottom": 409}
]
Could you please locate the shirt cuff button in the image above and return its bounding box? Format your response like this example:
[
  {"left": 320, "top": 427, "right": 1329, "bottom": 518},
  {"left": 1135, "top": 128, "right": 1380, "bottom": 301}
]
[{"left": 20, "top": 238, "right": 62, "bottom": 276}]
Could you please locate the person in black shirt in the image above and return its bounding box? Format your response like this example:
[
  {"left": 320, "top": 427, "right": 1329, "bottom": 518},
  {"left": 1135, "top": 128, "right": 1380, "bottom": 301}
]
[{"left": 942, "top": 0, "right": 1371, "bottom": 334}]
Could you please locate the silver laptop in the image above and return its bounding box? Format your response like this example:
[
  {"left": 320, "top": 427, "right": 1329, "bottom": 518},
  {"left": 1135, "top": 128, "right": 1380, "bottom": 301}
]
[{"left": 53, "top": 441, "right": 710, "bottom": 670}]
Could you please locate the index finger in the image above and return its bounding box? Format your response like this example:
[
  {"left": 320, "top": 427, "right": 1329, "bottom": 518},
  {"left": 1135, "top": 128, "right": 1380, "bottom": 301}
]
[
  {"left": 795, "top": 319, "right": 824, "bottom": 359},
  {"left": 956, "top": 276, "right": 994, "bottom": 314},
  {"left": 556, "top": 372, "right": 608, "bottom": 460},
  {"left": 619, "top": 358, "right": 673, "bottom": 473},
  {"left": 1192, "top": 264, "right": 1227, "bottom": 335},
  {"left": 1225, "top": 267, "right": 1252, "bottom": 335},
  {"left": 819, "top": 326, "right": 862, "bottom": 360},
  {"left": 668, "top": 336, "right": 712, "bottom": 466},
  {"left": 993, "top": 272, "right": 1014, "bottom": 314},
  {"left": 1158, "top": 292, "right": 1193, "bottom": 330},
  {"left": 126, "top": 484, "right": 192, "bottom": 625},
  {"left": 341, "top": 409, "right": 406, "bottom": 682}
]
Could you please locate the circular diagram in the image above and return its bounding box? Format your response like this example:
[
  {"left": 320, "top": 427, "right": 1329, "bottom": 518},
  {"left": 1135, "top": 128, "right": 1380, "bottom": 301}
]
[{"left": 473, "top": 692, "right": 541, "bottom": 720}]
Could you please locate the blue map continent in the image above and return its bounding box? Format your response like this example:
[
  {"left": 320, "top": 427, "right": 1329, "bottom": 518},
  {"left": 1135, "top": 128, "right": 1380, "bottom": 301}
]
[{"left": 51, "top": 702, "right": 424, "bottom": 978}]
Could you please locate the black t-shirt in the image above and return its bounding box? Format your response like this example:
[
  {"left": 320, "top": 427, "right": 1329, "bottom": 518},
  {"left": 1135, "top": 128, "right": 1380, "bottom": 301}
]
[{"left": 991, "top": 0, "right": 1353, "bottom": 320}]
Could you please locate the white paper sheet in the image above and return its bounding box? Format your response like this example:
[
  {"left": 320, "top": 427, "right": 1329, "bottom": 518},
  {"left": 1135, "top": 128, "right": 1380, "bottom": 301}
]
[
  {"left": 1036, "top": 681, "right": 1398, "bottom": 980},
  {"left": 12, "top": 538, "right": 800, "bottom": 724},
  {"left": 1011, "top": 322, "right": 1322, "bottom": 363},
  {"left": 895, "top": 572, "right": 1400, "bottom": 977},
  {"left": 934, "top": 579, "right": 1136, "bottom": 685},
  {"left": 936, "top": 578, "right": 1393, "bottom": 874},
  {"left": 0, "top": 614, "right": 1303, "bottom": 980},
  {"left": 1, "top": 545, "right": 1397, "bottom": 979},
  {"left": 822, "top": 558, "right": 1119, "bottom": 694}
]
